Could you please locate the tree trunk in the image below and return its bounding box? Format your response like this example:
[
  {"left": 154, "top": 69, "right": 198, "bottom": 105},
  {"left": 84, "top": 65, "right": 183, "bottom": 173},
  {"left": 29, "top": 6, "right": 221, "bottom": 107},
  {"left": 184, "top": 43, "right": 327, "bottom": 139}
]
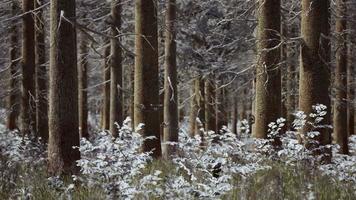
[
  {"left": 78, "top": 32, "right": 89, "bottom": 139},
  {"left": 162, "top": 0, "right": 178, "bottom": 159},
  {"left": 216, "top": 84, "right": 228, "bottom": 134},
  {"left": 110, "top": 0, "right": 123, "bottom": 137},
  {"left": 348, "top": 3, "right": 356, "bottom": 136},
  {"left": 205, "top": 76, "right": 216, "bottom": 134},
  {"left": 21, "top": 0, "right": 36, "bottom": 136},
  {"left": 35, "top": 0, "right": 48, "bottom": 143},
  {"left": 134, "top": 0, "right": 162, "bottom": 158},
  {"left": 232, "top": 94, "right": 238, "bottom": 134},
  {"left": 299, "top": 0, "right": 331, "bottom": 157},
  {"left": 334, "top": 0, "right": 348, "bottom": 154},
  {"left": 102, "top": 42, "right": 111, "bottom": 130},
  {"left": 254, "top": 0, "right": 281, "bottom": 139},
  {"left": 188, "top": 79, "right": 198, "bottom": 137},
  {"left": 48, "top": 0, "right": 80, "bottom": 175},
  {"left": 7, "top": 1, "right": 20, "bottom": 131}
]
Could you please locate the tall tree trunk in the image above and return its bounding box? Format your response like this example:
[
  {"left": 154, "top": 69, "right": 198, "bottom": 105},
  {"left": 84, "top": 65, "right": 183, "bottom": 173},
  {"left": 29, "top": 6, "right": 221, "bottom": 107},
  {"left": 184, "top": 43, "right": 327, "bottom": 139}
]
[
  {"left": 7, "top": 1, "right": 20, "bottom": 130},
  {"left": 205, "top": 76, "right": 216, "bottom": 134},
  {"left": 134, "top": 0, "right": 162, "bottom": 158},
  {"left": 48, "top": 0, "right": 80, "bottom": 175},
  {"left": 254, "top": 0, "right": 281, "bottom": 139},
  {"left": 21, "top": 0, "right": 36, "bottom": 136},
  {"left": 78, "top": 32, "right": 89, "bottom": 139},
  {"left": 102, "top": 42, "right": 111, "bottom": 130},
  {"left": 35, "top": 0, "right": 48, "bottom": 143},
  {"left": 299, "top": 0, "right": 331, "bottom": 154},
  {"left": 348, "top": 3, "right": 356, "bottom": 136},
  {"left": 231, "top": 94, "right": 238, "bottom": 134},
  {"left": 334, "top": 0, "right": 348, "bottom": 154},
  {"left": 197, "top": 77, "right": 205, "bottom": 130},
  {"left": 162, "top": 0, "right": 178, "bottom": 159},
  {"left": 188, "top": 79, "right": 198, "bottom": 137},
  {"left": 216, "top": 84, "right": 228, "bottom": 134},
  {"left": 110, "top": 0, "right": 123, "bottom": 137}
]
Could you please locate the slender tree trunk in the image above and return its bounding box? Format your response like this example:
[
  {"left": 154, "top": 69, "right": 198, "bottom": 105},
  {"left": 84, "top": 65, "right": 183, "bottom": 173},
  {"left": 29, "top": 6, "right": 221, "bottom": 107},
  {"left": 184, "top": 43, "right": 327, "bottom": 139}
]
[
  {"left": 299, "top": 0, "right": 331, "bottom": 156},
  {"left": 216, "top": 84, "right": 228, "bottom": 134},
  {"left": 78, "top": 32, "right": 89, "bottom": 139},
  {"left": 162, "top": 0, "right": 178, "bottom": 158},
  {"left": 188, "top": 79, "right": 198, "bottom": 137},
  {"left": 348, "top": 3, "right": 356, "bottom": 136},
  {"left": 102, "top": 42, "right": 111, "bottom": 130},
  {"left": 285, "top": 30, "right": 296, "bottom": 129},
  {"left": 7, "top": 1, "right": 20, "bottom": 130},
  {"left": 348, "top": 47, "right": 355, "bottom": 136},
  {"left": 232, "top": 94, "right": 238, "bottom": 134},
  {"left": 254, "top": 0, "right": 281, "bottom": 139},
  {"left": 48, "top": 0, "right": 80, "bottom": 175},
  {"left": 21, "top": 0, "right": 36, "bottom": 136},
  {"left": 110, "top": 0, "right": 123, "bottom": 137},
  {"left": 205, "top": 76, "right": 216, "bottom": 134},
  {"left": 130, "top": 65, "right": 135, "bottom": 128},
  {"left": 334, "top": 0, "right": 348, "bottom": 154},
  {"left": 197, "top": 77, "right": 205, "bottom": 129},
  {"left": 134, "top": 0, "right": 162, "bottom": 158},
  {"left": 35, "top": 0, "right": 48, "bottom": 143}
]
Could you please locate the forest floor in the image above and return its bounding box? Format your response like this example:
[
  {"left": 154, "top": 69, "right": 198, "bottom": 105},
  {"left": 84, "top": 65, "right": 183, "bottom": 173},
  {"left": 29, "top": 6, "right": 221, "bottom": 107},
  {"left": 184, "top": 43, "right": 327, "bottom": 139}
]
[{"left": 0, "top": 117, "right": 356, "bottom": 200}]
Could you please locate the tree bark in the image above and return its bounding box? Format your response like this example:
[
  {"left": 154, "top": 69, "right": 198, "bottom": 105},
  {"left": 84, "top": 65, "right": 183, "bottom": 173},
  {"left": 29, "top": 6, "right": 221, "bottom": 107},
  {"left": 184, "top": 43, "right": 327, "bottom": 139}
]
[
  {"left": 134, "top": 0, "right": 162, "bottom": 158},
  {"left": 254, "top": 0, "right": 281, "bottom": 139},
  {"left": 188, "top": 79, "right": 198, "bottom": 137},
  {"left": 348, "top": 2, "right": 356, "bottom": 136},
  {"left": 110, "top": 0, "right": 123, "bottom": 137},
  {"left": 102, "top": 42, "right": 111, "bottom": 130},
  {"left": 78, "top": 32, "right": 89, "bottom": 139},
  {"left": 162, "top": 0, "right": 178, "bottom": 159},
  {"left": 334, "top": 0, "right": 348, "bottom": 154},
  {"left": 7, "top": 1, "right": 20, "bottom": 131},
  {"left": 35, "top": 0, "right": 48, "bottom": 143},
  {"left": 48, "top": 0, "right": 80, "bottom": 175},
  {"left": 231, "top": 94, "right": 238, "bottom": 135},
  {"left": 299, "top": 0, "right": 332, "bottom": 154},
  {"left": 21, "top": 0, "right": 36, "bottom": 136},
  {"left": 205, "top": 76, "right": 216, "bottom": 134}
]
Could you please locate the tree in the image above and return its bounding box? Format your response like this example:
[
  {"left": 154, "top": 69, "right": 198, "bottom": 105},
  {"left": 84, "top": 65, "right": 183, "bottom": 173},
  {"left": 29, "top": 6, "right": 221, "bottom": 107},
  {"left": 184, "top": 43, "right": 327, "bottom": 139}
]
[
  {"left": 35, "top": 0, "right": 48, "bottom": 142},
  {"left": 21, "top": 0, "right": 36, "bottom": 136},
  {"left": 333, "top": 0, "right": 348, "bottom": 154},
  {"left": 48, "top": 0, "right": 80, "bottom": 175},
  {"left": 188, "top": 78, "right": 199, "bottom": 137},
  {"left": 102, "top": 41, "right": 111, "bottom": 130},
  {"left": 348, "top": 1, "right": 356, "bottom": 136},
  {"left": 78, "top": 31, "right": 89, "bottom": 139},
  {"left": 7, "top": 1, "right": 20, "bottom": 130},
  {"left": 134, "top": 0, "right": 161, "bottom": 158},
  {"left": 299, "top": 0, "right": 331, "bottom": 153},
  {"left": 205, "top": 76, "right": 216, "bottom": 134},
  {"left": 162, "top": 0, "right": 178, "bottom": 159},
  {"left": 109, "top": 0, "right": 123, "bottom": 137},
  {"left": 254, "top": 0, "right": 281, "bottom": 139}
]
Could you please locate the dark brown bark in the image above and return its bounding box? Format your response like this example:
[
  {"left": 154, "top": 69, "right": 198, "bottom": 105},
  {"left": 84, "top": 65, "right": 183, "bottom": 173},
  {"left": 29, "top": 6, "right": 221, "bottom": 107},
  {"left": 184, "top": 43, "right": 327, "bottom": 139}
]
[
  {"left": 110, "top": 0, "right": 123, "bottom": 137},
  {"left": 21, "top": 0, "right": 36, "bottom": 136},
  {"left": 216, "top": 84, "right": 228, "bottom": 134},
  {"left": 162, "top": 0, "right": 178, "bottom": 159},
  {"left": 333, "top": 0, "right": 348, "bottom": 154},
  {"left": 232, "top": 94, "right": 238, "bottom": 134},
  {"left": 78, "top": 32, "right": 89, "bottom": 139},
  {"left": 188, "top": 79, "right": 198, "bottom": 137},
  {"left": 254, "top": 0, "right": 281, "bottom": 139},
  {"left": 35, "top": 0, "right": 48, "bottom": 143},
  {"left": 299, "top": 0, "right": 331, "bottom": 146},
  {"left": 348, "top": 3, "right": 356, "bottom": 136},
  {"left": 48, "top": 0, "right": 80, "bottom": 175},
  {"left": 197, "top": 77, "right": 205, "bottom": 130},
  {"left": 102, "top": 42, "right": 111, "bottom": 130},
  {"left": 7, "top": 1, "right": 20, "bottom": 130},
  {"left": 205, "top": 76, "right": 216, "bottom": 134},
  {"left": 134, "top": 0, "right": 162, "bottom": 158}
]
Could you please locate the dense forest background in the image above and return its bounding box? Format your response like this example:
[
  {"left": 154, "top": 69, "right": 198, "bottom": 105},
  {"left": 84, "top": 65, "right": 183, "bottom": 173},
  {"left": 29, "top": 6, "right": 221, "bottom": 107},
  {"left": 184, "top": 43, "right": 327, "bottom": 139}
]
[{"left": 0, "top": 0, "right": 355, "bottom": 199}]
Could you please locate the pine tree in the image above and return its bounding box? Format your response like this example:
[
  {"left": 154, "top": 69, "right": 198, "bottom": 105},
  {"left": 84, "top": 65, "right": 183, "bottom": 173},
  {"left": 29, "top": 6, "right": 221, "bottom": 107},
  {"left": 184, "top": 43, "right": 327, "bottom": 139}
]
[
  {"left": 48, "top": 0, "right": 80, "bottom": 175},
  {"left": 254, "top": 0, "right": 281, "bottom": 139},
  {"left": 134, "top": 0, "right": 161, "bottom": 158}
]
